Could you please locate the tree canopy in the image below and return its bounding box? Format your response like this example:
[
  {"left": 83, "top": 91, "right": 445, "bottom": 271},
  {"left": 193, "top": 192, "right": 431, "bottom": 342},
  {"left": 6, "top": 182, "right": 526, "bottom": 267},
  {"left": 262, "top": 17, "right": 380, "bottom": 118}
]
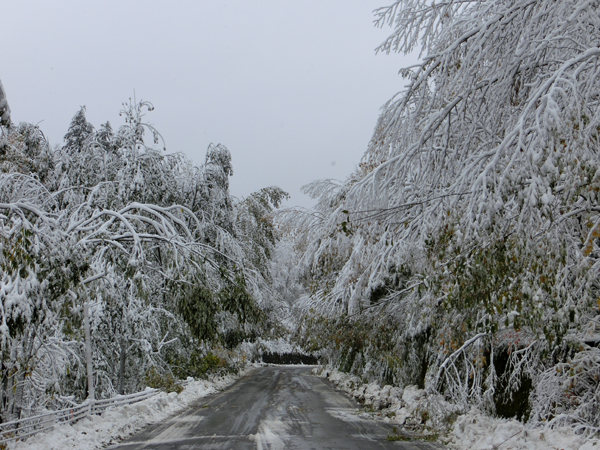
[
  {"left": 0, "top": 97, "right": 288, "bottom": 421},
  {"left": 283, "top": 0, "right": 600, "bottom": 431}
]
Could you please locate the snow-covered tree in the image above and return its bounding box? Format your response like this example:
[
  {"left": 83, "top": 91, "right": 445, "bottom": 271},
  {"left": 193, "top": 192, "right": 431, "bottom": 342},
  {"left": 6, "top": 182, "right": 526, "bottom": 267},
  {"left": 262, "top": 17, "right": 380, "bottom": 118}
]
[
  {"left": 0, "top": 78, "right": 11, "bottom": 127},
  {"left": 0, "top": 98, "right": 288, "bottom": 419},
  {"left": 236, "top": 186, "right": 289, "bottom": 280},
  {"left": 285, "top": 0, "right": 600, "bottom": 429}
]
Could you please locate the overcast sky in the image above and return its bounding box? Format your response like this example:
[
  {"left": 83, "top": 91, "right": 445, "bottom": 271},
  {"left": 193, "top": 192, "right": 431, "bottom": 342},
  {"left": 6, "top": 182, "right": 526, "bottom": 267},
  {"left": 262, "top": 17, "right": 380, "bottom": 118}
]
[{"left": 2, "top": 1, "right": 417, "bottom": 207}]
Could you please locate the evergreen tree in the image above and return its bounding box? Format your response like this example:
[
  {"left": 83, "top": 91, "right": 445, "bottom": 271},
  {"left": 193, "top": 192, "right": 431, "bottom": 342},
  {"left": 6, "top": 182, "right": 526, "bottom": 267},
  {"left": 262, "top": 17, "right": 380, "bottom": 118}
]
[{"left": 63, "top": 107, "right": 94, "bottom": 154}]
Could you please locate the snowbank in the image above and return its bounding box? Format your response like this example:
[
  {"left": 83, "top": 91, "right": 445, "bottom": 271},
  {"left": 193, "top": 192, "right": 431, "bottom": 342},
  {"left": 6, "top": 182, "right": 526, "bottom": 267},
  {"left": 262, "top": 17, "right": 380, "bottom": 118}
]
[
  {"left": 238, "top": 337, "right": 313, "bottom": 358},
  {"left": 10, "top": 366, "right": 255, "bottom": 450},
  {"left": 315, "top": 367, "right": 600, "bottom": 450},
  {"left": 447, "top": 409, "right": 599, "bottom": 450}
]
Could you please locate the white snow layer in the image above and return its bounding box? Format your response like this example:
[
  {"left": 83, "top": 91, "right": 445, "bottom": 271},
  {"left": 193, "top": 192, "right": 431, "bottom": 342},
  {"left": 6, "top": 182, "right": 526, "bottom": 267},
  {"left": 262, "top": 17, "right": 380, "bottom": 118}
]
[
  {"left": 10, "top": 367, "right": 255, "bottom": 450},
  {"left": 315, "top": 367, "right": 600, "bottom": 450},
  {"left": 243, "top": 337, "right": 311, "bottom": 356},
  {"left": 10, "top": 365, "right": 600, "bottom": 449}
]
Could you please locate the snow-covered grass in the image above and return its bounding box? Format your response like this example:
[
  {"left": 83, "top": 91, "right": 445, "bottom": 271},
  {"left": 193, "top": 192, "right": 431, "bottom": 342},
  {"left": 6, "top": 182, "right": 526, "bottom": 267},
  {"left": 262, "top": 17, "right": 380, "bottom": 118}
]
[
  {"left": 9, "top": 366, "right": 255, "bottom": 450},
  {"left": 315, "top": 367, "right": 600, "bottom": 450}
]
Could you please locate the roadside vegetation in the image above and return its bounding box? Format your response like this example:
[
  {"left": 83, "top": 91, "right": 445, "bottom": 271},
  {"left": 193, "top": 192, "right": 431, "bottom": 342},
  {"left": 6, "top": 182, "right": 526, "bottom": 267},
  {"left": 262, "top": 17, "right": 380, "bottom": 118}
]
[
  {"left": 0, "top": 93, "right": 290, "bottom": 422},
  {"left": 2, "top": 0, "right": 600, "bottom": 440},
  {"left": 282, "top": 0, "right": 600, "bottom": 435}
]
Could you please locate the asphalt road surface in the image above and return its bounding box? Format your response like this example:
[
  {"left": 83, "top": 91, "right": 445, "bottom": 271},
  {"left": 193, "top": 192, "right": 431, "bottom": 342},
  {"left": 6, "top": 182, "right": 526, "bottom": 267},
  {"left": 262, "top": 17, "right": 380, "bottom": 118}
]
[{"left": 109, "top": 366, "right": 442, "bottom": 450}]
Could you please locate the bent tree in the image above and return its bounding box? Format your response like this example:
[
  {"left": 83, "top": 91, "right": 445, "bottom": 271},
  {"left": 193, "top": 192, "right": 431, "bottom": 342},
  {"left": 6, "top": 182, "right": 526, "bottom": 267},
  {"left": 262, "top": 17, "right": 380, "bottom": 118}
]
[
  {"left": 0, "top": 92, "right": 287, "bottom": 421},
  {"left": 284, "top": 0, "right": 600, "bottom": 429}
]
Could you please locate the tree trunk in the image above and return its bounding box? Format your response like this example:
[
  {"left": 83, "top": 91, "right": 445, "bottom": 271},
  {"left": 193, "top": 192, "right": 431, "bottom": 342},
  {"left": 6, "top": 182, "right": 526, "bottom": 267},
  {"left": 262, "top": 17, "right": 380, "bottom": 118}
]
[
  {"left": 11, "top": 331, "right": 30, "bottom": 420},
  {"left": 84, "top": 302, "right": 94, "bottom": 401},
  {"left": 117, "top": 339, "right": 127, "bottom": 395}
]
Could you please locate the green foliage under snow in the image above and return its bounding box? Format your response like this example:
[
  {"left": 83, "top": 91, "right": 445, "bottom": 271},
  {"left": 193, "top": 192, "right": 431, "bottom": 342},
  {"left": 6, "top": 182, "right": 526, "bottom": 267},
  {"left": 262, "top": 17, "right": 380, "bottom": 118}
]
[{"left": 0, "top": 99, "right": 288, "bottom": 422}]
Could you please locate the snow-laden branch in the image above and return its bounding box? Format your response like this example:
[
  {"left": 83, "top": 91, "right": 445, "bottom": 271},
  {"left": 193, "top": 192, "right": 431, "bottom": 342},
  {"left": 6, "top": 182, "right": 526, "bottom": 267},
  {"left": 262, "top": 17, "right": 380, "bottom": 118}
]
[
  {"left": 283, "top": 0, "right": 600, "bottom": 430},
  {"left": 432, "top": 332, "right": 488, "bottom": 391}
]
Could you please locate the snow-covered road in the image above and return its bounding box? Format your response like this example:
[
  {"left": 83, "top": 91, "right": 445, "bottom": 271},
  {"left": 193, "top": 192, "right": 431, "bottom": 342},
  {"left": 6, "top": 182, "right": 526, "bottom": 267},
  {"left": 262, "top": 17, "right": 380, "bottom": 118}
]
[{"left": 108, "top": 366, "right": 441, "bottom": 449}]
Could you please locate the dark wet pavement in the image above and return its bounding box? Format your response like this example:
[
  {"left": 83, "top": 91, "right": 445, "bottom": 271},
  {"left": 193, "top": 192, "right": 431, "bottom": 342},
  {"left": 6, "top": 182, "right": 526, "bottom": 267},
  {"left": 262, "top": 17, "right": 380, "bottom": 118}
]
[{"left": 109, "top": 366, "right": 442, "bottom": 450}]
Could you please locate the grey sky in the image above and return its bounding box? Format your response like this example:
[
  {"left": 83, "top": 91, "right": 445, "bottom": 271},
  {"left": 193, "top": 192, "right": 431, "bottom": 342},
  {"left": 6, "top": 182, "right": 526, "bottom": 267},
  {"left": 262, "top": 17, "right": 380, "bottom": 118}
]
[{"left": 2, "top": 1, "right": 416, "bottom": 207}]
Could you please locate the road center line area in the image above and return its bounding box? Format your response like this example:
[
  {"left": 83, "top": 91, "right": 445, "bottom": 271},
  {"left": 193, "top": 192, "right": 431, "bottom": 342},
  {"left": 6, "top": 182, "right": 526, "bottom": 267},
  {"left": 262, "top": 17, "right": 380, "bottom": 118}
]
[{"left": 108, "top": 366, "right": 442, "bottom": 450}]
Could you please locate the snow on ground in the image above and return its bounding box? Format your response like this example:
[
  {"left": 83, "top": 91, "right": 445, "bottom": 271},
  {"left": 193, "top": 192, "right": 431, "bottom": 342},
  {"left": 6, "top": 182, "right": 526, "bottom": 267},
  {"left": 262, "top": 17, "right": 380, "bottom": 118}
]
[
  {"left": 315, "top": 367, "right": 600, "bottom": 450},
  {"left": 10, "top": 364, "right": 598, "bottom": 450},
  {"left": 240, "top": 337, "right": 312, "bottom": 357},
  {"left": 10, "top": 366, "right": 255, "bottom": 450},
  {"left": 447, "top": 409, "right": 599, "bottom": 450}
]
